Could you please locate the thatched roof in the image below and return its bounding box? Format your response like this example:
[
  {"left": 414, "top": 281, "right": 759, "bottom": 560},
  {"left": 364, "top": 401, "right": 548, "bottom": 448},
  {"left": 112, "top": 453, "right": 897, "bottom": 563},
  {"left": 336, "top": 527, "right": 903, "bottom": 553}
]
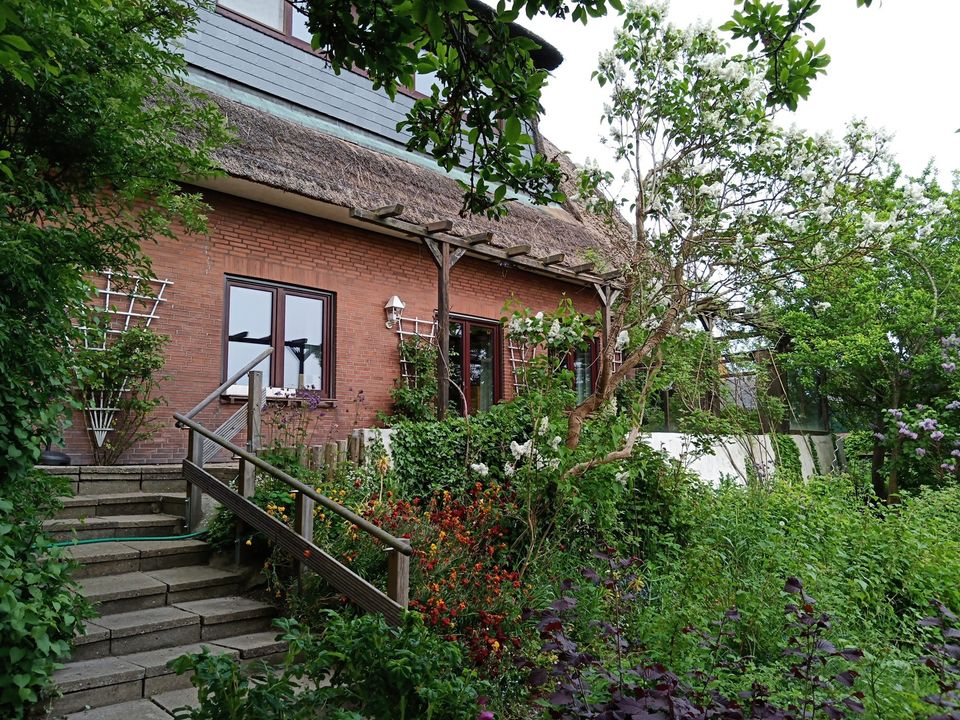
[{"left": 204, "top": 92, "right": 624, "bottom": 271}]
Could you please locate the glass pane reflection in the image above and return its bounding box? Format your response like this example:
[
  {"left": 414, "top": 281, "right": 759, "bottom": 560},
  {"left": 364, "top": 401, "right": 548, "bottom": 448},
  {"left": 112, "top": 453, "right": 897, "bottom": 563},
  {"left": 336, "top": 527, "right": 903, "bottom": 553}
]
[{"left": 227, "top": 286, "right": 272, "bottom": 386}]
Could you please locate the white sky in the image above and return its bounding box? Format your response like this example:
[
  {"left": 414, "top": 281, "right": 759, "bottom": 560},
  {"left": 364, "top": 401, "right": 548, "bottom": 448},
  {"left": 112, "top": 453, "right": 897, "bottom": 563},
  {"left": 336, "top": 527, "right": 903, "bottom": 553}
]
[{"left": 521, "top": 1, "right": 960, "bottom": 186}]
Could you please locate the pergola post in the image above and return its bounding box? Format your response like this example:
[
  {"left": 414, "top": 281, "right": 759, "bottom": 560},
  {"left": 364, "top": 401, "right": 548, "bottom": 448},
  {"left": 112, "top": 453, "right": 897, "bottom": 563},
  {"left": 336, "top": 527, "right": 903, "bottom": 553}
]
[
  {"left": 595, "top": 283, "right": 622, "bottom": 350},
  {"left": 424, "top": 238, "right": 466, "bottom": 419}
]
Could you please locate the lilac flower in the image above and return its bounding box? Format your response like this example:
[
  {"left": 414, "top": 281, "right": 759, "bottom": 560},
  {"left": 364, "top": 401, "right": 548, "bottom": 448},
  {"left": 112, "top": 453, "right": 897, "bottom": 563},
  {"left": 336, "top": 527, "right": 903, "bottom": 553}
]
[
  {"left": 887, "top": 408, "right": 903, "bottom": 420},
  {"left": 932, "top": 430, "right": 945, "bottom": 441},
  {"left": 478, "top": 713, "right": 495, "bottom": 720},
  {"left": 943, "top": 362, "right": 957, "bottom": 372},
  {"left": 952, "top": 449, "right": 960, "bottom": 458},
  {"left": 947, "top": 400, "right": 960, "bottom": 411},
  {"left": 919, "top": 418, "right": 939, "bottom": 431},
  {"left": 916, "top": 447, "right": 927, "bottom": 457},
  {"left": 941, "top": 463, "right": 956, "bottom": 472},
  {"left": 873, "top": 432, "right": 886, "bottom": 441},
  {"left": 898, "top": 425, "right": 918, "bottom": 440}
]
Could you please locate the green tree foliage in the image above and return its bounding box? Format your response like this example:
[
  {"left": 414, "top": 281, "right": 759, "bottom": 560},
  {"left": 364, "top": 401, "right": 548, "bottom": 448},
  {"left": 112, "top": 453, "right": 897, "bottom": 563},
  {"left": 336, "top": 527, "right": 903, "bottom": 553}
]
[
  {"left": 0, "top": 1, "right": 225, "bottom": 714},
  {"left": 722, "top": 0, "right": 874, "bottom": 110},
  {"left": 296, "top": 0, "right": 625, "bottom": 217},
  {"left": 768, "top": 179, "right": 960, "bottom": 498},
  {"left": 0, "top": 0, "right": 226, "bottom": 483}
]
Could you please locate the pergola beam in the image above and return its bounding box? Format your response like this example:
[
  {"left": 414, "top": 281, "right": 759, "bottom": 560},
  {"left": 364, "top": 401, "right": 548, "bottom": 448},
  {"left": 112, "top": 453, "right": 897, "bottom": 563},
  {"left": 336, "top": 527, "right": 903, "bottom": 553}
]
[
  {"left": 568, "top": 262, "right": 595, "bottom": 274},
  {"left": 425, "top": 219, "right": 454, "bottom": 233},
  {"left": 372, "top": 204, "right": 404, "bottom": 219},
  {"left": 539, "top": 253, "right": 565, "bottom": 266},
  {"left": 348, "top": 206, "right": 615, "bottom": 287},
  {"left": 505, "top": 244, "right": 531, "bottom": 257},
  {"left": 465, "top": 232, "right": 493, "bottom": 246}
]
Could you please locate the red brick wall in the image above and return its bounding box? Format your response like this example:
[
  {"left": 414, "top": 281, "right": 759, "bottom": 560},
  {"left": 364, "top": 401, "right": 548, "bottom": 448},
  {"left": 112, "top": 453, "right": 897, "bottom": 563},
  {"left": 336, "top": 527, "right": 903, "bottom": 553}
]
[{"left": 60, "top": 190, "right": 600, "bottom": 465}]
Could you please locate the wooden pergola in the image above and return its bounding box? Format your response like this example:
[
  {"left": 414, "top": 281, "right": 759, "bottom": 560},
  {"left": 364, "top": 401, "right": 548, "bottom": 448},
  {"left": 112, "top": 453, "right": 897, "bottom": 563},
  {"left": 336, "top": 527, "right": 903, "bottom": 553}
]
[{"left": 349, "top": 204, "right": 623, "bottom": 418}]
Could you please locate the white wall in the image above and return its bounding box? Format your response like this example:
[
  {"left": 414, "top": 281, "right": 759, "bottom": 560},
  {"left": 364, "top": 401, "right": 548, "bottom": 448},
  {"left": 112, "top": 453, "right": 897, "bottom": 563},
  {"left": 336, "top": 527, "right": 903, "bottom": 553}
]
[
  {"left": 365, "top": 427, "right": 836, "bottom": 485},
  {"left": 644, "top": 432, "right": 836, "bottom": 485}
]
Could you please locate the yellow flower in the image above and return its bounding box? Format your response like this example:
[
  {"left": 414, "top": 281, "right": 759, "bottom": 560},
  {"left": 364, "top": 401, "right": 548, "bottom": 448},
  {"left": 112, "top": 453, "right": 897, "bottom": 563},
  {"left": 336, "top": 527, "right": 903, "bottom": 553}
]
[{"left": 245, "top": 538, "right": 253, "bottom": 546}]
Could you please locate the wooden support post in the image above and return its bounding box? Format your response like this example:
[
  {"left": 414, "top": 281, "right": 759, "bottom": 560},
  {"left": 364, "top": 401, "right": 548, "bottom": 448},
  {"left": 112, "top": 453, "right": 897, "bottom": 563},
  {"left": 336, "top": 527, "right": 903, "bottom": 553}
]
[
  {"left": 295, "top": 490, "right": 315, "bottom": 587},
  {"left": 352, "top": 430, "right": 365, "bottom": 464},
  {"left": 347, "top": 433, "right": 360, "bottom": 463},
  {"left": 186, "top": 430, "right": 204, "bottom": 532},
  {"left": 337, "top": 439, "right": 348, "bottom": 463},
  {"left": 387, "top": 539, "right": 411, "bottom": 608},
  {"left": 437, "top": 239, "right": 451, "bottom": 418},
  {"left": 247, "top": 370, "right": 263, "bottom": 453},
  {"left": 310, "top": 445, "right": 322, "bottom": 471},
  {"left": 237, "top": 369, "right": 263, "bottom": 561},
  {"left": 595, "top": 283, "right": 623, "bottom": 352},
  {"left": 324, "top": 442, "right": 338, "bottom": 481}
]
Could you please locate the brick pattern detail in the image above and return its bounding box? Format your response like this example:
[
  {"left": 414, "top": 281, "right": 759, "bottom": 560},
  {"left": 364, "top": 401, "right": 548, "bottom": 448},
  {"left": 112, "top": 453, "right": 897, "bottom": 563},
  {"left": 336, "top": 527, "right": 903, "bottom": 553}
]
[{"left": 61, "top": 190, "right": 600, "bottom": 464}]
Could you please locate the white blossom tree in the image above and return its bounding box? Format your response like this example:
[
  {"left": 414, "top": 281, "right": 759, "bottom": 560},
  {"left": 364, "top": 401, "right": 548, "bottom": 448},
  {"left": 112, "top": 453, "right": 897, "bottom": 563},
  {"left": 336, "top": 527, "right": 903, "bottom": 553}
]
[{"left": 557, "top": 1, "right": 918, "bottom": 452}]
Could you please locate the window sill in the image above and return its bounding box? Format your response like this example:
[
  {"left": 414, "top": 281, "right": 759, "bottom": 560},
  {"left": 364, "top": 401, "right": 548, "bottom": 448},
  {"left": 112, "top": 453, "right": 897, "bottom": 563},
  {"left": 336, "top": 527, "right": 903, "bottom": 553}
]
[{"left": 220, "top": 388, "right": 336, "bottom": 408}]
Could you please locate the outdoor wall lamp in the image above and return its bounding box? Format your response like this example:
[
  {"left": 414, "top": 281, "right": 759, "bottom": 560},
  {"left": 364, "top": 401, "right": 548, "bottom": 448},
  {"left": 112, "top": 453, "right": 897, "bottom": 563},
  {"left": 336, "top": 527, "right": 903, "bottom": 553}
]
[{"left": 384, "top": 295, "right": 405, "bottom": 328}]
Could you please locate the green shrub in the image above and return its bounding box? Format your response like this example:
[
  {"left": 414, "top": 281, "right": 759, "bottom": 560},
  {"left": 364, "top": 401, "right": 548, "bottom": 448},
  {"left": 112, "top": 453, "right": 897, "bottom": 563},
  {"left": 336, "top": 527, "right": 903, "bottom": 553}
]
[
  {"left": 73, "top": 326, "right": 168, "bottom": 465},
  {"left": 625, "top": 477, "right": 960, "bottom": 715},
  {"left": 0, "top": 472, "right": 92, "bottom": 717},
  {"left": 389, "top": 338, "right": 438, "bottom": 421},
  {"left": 390, "top": 399, "right": 532, "bottom": 496},
  {"left": 171, "top": 613, "right": 490, "bottom": 720}
]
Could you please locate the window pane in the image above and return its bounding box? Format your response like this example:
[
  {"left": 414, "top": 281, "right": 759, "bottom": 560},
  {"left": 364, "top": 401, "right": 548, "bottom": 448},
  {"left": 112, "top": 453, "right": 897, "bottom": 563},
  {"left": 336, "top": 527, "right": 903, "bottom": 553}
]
[
  {"left": 291, "top": 6, "right": 312, "bottom": 41},
  {"left": 469, "top": 326, "right": 495, "bottom": 413},
  {"left": 227, "top": 286, "right": 273, "bottom": 386},
  {"left": 219, "top": 0, "right": 283, "bottom": 29},
  {"left": 448, "top": 322, "right": 464, "bottom": 415},
  {"left": 573, "top": 346, "right": 593, "bottom": 403},
  {"left": 284, "top": 294, "right": 325, "bottom": 390}
]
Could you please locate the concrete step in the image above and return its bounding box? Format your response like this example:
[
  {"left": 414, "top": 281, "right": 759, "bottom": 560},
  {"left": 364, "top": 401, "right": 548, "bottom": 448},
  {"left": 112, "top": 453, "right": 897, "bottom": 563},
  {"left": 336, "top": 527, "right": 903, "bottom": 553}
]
[
  {"left": 44, "top": 514, "right": 184, "bottom": 542},
  {"left": 64, "top": 698, "right": 174, "bottom": 719},
  {"left": 147, "top": 565, "right": 244, "bottom": 604},
  {"left": 79, "top": 566, "right": 244, "bottom": 613},
  {"left": 89, "top": 606, "right": 202, "bottom": 656},
  {"left": 51, "top": 632, "right": 285, "bottom": 717},
  {"left": 79, "top": 572, "right": 169, "bottom": 615},
  {"left": 150, "top": 687, "right": 199, "bottom": 717},
  {"left": 173, "top": 596, "right": 276, "bottom": 641},
  {"left": 57, "top": 493, "right": 186, "bottom": 520},
  {"left": 64, "top": 539, "right": 211, "bottom": 579}
]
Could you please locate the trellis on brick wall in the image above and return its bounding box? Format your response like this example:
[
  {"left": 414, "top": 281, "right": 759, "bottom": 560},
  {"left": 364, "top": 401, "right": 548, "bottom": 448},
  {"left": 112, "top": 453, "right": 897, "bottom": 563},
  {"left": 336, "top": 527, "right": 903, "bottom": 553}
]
[
  {"left": 508, "top": 338, "right": 535, "bottom": 394},
  {"left": 394, "top": 315, "right": 437, "bottom": 386},
  {"left": 509, "top": 340, "right": 624, "bottom": 396},
  {"left": 77, "top": 271, "right": 173, "bottom": 447}
]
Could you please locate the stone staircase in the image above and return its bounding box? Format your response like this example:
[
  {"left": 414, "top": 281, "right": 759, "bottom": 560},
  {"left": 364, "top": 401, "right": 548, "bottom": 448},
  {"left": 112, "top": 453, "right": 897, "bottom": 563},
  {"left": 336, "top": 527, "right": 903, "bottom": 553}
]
[{"left": 43, "top": 466, "right": 285, "bottom": 719}]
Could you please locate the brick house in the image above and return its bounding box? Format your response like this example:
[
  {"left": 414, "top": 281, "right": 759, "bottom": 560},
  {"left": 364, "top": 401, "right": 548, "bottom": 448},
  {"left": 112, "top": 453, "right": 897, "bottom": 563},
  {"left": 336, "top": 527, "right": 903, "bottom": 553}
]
[{"left": 59, "top": 2, "right": 620, "bottom": 466}]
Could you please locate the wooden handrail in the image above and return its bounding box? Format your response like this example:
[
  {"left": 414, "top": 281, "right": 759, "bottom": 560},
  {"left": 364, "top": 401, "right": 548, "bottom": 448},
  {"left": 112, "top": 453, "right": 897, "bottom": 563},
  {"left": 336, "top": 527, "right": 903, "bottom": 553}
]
[
  {"left": 179, "top": 347, "right": 273, "bottom": 422},
  {"left": 182, "top": 460, "right": 406, "bottom": 624},
  {"left": 174, "top": 413, "right": 412, "bottom": 556}
]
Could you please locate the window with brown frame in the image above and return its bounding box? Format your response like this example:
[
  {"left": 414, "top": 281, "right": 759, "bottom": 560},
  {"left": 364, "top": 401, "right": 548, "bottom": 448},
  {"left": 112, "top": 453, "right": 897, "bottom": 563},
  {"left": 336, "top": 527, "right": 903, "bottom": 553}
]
[
  {"left": 551, "top": 338, "right": 599, "bottom": 404},
  {"left": 216, "top": 1, "right": 313, "bottom": 47},
  {"left": 448, "top": 316, "right": 502, "bottom": 415},
  {"left": 224, "top": 276, "right": 335, "bottom": 396}
]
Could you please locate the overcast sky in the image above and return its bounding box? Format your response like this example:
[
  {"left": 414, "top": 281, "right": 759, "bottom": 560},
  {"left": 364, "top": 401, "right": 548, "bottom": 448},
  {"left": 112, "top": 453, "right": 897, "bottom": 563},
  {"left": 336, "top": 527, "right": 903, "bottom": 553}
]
[{"left": 520, "top": 1, "right": 960, "bottom": 186}]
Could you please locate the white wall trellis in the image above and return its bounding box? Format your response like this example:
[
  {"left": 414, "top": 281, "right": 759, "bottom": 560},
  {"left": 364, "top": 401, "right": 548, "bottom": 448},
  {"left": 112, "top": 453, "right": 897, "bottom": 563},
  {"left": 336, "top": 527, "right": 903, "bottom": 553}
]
[
  {"left": 393, "top": 315, "right": 437, "bottom": 386},
  {"left": 77, "top": 271, "right": 173, "bottom": 448}
]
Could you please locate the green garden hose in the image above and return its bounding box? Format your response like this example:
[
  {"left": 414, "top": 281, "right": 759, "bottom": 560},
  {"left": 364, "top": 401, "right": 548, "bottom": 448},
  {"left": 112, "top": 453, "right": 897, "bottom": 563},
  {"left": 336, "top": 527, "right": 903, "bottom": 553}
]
[{"left": 52, "top": 530, "right": 207, "bottom": 548}]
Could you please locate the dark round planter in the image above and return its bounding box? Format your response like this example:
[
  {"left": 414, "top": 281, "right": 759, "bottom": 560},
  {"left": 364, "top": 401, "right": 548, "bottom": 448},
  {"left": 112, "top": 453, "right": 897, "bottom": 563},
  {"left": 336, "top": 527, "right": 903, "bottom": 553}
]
[{"left": 40, "top": 449, "right": 71, "bottom": 466}]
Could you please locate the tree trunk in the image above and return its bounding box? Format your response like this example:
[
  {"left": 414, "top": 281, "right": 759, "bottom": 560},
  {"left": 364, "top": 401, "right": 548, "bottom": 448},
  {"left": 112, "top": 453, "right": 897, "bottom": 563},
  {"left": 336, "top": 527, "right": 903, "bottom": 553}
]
[{"left": 870, "top": 442, "right": 887, "bottom": 500}]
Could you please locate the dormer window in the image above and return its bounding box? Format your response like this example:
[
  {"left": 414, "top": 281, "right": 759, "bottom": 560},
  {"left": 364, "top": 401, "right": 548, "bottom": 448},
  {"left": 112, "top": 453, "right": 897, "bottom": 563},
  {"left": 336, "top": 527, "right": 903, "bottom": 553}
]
[{"left": 217, "top": 1, "right": 312, "bottom": 44}]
